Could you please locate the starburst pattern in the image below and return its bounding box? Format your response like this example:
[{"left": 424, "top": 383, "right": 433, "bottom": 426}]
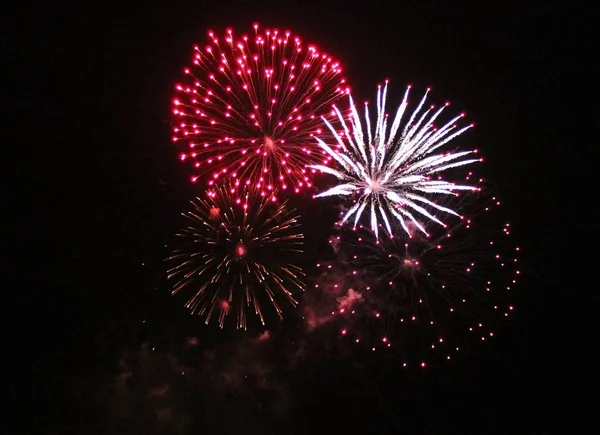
[
  {"left": 172, "top": 24, "right": 349, "bottom": 196},
  {"left": 166, "top": 181, "right": 305, "bottom": 329},
  {"left": 311, "top": 193, "right": 520, "bottom": 366},
  {"left": 312, "top": 81, "right": 481, "bottom": 238}
]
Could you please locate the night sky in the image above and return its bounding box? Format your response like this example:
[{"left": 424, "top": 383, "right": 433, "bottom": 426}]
[{"left": 8, "top": 2, "right": 584, "bottom": 434}]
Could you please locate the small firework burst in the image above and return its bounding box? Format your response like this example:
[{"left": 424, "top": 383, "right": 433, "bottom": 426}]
[
  {"left": 172, "top": 24, "right": 349, "bottom": 196},
  {"left": 166, "top": 180, "right": 305, "bottom": 329}
]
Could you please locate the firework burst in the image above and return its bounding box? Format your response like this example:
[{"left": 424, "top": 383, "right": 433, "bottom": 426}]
[
  {"left": 312, "top": 192, "right": 520, "bottom": 367},
  {"left": 172, "top": 24, "right": 349, "bottom": 196},
  {"left": 166, "top": 181, "right": 305, "bottom": 329},
  {"left": 311, "top": 81, "right": 481, "bottom": 238}
]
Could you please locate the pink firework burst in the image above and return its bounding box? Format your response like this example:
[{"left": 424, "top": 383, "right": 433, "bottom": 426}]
[
  {"left": 309, "top": 185, "right": 521, "bottom": 368},
  {"left": 172, "top": 24, "right": 349, "bottom": 196}
]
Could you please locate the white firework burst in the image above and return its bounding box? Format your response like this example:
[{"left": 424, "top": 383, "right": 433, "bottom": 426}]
[{"left": 311, "top": 81, "right": 482, "bottom": 238}]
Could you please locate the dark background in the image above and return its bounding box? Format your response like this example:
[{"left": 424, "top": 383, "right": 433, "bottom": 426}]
[{"left": 7, "top": 2, "right": 587, "bottom": 433}]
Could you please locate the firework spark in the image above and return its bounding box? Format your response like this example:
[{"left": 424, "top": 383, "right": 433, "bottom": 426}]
[
  {"left": 166, "top": 181, "right": 305, "bottom": 329},
  {"left": 172, "top": 24, "right": 349, "bottom": 196},
  {"left": 311, "top": 81, "right": 481, "bottom": 238},
  {"left": 311, "top": 193, "right": 520, "bottom": 366}
]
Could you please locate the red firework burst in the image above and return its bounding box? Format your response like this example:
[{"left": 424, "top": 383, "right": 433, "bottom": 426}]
[
  {"left": 307, "top": 185, "right": 521, "bottom": 367},
  {"left": 172, "top": 24, "right": 349, "bottom": 196}
]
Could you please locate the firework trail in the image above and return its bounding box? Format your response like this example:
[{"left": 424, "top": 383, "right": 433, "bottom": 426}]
[
  {"left": 310, "top": 191, "right": 520, "bottom": 367},
  {"left": 172, "top": 24, "right": 349, "bottom": 196},
  {"left": 166, "top": 180, "right": 305, "bottom": 329},
  {"left": 312, "top": 81, "right": 481, "bottom": 238}
]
